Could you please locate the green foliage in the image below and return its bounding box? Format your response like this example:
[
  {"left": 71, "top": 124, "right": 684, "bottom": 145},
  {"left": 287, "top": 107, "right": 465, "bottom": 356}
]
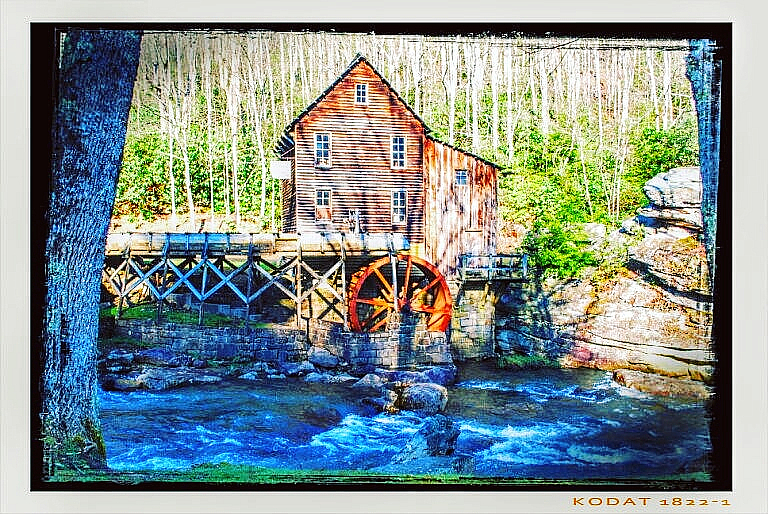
[
  {"left": 497, "top": 353, "right": 560, "bottom": 369},
  {"left": 629, "top": 119, "right": 699, "bottom": 184},
  {"left": 522, "top": 220, "right": 598, "bottom": 279},
  {"left": 100, "top": 304, "right": 246, "bottom": 328},
  {"left": 115, "top": 132, "right": 170, "bottom": 219}
]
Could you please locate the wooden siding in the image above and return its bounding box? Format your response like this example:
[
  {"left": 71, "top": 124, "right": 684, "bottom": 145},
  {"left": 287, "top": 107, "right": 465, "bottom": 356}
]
[
  {"left": 423, "top": 138, "right": 498, "bottom": 277},
  {"left": 280, "top": 159, "right": 297, "bottom": 233},
  {"left": 290, "top": 60, "right": 425, "bottom": 243}
]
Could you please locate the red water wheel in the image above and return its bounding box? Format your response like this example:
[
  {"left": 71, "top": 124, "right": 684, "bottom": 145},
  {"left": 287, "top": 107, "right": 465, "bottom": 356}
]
[{"left": 348, "top": 254, "right": 452, "bottom": 333}]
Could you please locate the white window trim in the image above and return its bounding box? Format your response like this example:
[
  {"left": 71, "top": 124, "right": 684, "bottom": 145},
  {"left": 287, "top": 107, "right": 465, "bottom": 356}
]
[
  {"left": 391, "top": 189, "right": 407, "bottom": 224},
  {"left": 455, "top": 169, "right": 469, "bottom": 186},
  {"left": 390, "top": 135, "right": 406, "bottom": 169},
  {"left": 355, "top": 83, "right": 368, "bottom": 104},
  {"left": 314, "top": 132, "right": 332, "bottom": 168}
]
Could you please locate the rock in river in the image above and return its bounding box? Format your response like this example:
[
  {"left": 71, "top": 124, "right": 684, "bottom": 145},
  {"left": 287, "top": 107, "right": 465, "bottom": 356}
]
[
  {"left": 399, "top": 383, "right": 448, "bottom": 415},
  {"left": 307, "top": 346, "right": 340, "bottom": 368},
  {"left": 391, "top": 414, "right": 459, "bottom": 463}
]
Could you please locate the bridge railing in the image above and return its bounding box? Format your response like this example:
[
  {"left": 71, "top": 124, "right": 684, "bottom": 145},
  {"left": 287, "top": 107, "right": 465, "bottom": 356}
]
[{"left": 457, "top": 253, "right": 528, "bottom": 282}]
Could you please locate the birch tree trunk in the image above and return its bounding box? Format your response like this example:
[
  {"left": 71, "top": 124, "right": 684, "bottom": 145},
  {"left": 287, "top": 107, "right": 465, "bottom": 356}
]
[
  {"left": 177, "top": 33, "right": 197, "bottom": 230},
  {"left": 490, "top": 43, "right": 500, "bottom": 160},
  {"left": 470, "top": 43, "right": 485, "bottom": 154},
  {"left": 538, "top": 50, "right": 550, "bottom": 137},
  {"left": 204, "top": 37, "right": 215, "bottom": 224},
  {"left": 42, "top": 28, "right": 141, "bottom": 473},
  {"left": 663, "top": 51, "right": 673, "bottom": 129},
  {"left": 647, "top": 49, "right": 660, "bottom": 130},
  {"left": 447, "top": 40, "right": 459, "bottom": 145},
  {"left": 504, "top": 46, "right": 514, "bottom": 162}
]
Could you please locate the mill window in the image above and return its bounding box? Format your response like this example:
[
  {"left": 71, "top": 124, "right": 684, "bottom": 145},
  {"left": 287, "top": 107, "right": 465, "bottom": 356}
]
[
  {"left": 392, "top": 190, "right": 407, "bottom": 224},
  {"left": 391, "top": 136, "right": 406, "bottom": 168},
  {"left": 355, "top": 83, "right": 367, "bottom": 104},
  {"left": 455, "top": 169, "right": 468, "bottom": 186},
  {"left": 314, "top": 133, "right": 331, "bottom": 168},
  {"left": 315, "top": 190, "right": 332, "bottom": 221}
]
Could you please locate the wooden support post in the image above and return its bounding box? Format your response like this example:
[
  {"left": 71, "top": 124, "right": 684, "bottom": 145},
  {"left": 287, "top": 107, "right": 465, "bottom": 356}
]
[
  {"left": 389, "top": 233, "right": 399, "bottom": 313},
  {"left": 295, "top": 236, "right": 302, "bottom": 328},
  {"left": 116, "top": 245, "right": 132, "bottom": 320},
  {"left": 245, "top": 235, "right": 254, "bottom": 329},
  {"left": 157, "top": 239, "right": 170, "bottom": 321},
  {"left": 198, "top": 233, "right": 209, "bottom": 326},
  {"left": 341, "top": 233, "right": 348, "bottom": 331}
]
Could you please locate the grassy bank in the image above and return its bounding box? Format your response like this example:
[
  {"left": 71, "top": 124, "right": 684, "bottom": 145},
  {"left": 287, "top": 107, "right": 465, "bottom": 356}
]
[{"left": 45, "top": 462, "right": 711, "bottom": 488}]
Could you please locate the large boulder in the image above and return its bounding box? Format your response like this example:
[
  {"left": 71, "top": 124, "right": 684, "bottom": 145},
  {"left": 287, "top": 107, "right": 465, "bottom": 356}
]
[
  {"left": 307, "top": 346, "right": 340, "bottom": 368},
  {"left": 134, "top": 347, "right": 192, "bottom": 367},
  {"left": 629, "top": 233, "right": 711, "bottom": 295},
  {"left": 280, "top": 360, "right": 316, "bottom": 377},
  {"left": 643, "top": 167, "right": 702, "bottom": 208},
  {"left": 399, "top": 383, "right": 448, "bottom": 415},
  {"left": 374, "top": 365, "right": 457, "bottom": 386},
  {"left": 132, "top": 367, "right": 223, "bottom": 390},
  {"left": 351, "top": 373, "right": 387, "bottom": 393},
  {"left": 612, "top": 369, "right": 712, "bottom": 400},
  {"left": 391, "top": 415, "right": 459, "bottom": 463},
  {"left": 637, "top": 167, "right": 703, "bottom": 231},
  {"left": 301, "top": 404, "right": 343, "bottom": 427}
]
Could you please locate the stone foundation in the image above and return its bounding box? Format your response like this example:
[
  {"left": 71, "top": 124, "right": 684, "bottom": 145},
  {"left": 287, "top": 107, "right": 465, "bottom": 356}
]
[
  {"left": 449, "top": 286, "right": 496, "bottom": 361},
  {"left": 111, "top": 314, "right": 452, "bottom": 369},
  {"left": 308, "top": 315, "right": 452, "bottom": 368},
  {"left": 113, "top": 320, "right": 308, "bottom": 363}
]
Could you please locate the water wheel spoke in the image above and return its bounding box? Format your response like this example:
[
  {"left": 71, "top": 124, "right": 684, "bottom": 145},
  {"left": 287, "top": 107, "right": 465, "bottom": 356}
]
[
  {"left": 402, "top": 255, "right": 413, "bottom": 300},
  {"left": 371, "top": 267, "right": 394, "bottom": 296},
  {"left": 355, "top": 297, "right": 390, "bottom": 307},
  {"left": 378, "top": 288, "right": 394, "bottom": 303},
  {"left": 411, "top": 275, "right": 443, "bottom": 300},
  {"left": 410, "top": 302, "right": 439, "bottom": 314},
  {"left": 366, "top": 314, "right": 390, "bottom": 332},
  {"left": 362, "top": 304, "right": 391, "bottom": 331}
]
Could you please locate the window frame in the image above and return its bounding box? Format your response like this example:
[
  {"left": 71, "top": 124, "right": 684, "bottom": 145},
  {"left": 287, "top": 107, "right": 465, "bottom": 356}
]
[
  {"left": 315, "top": 189, "right": 332, "bottom": 221},
  {"left": 455, "top": 169, "right": 468, "bottom": 186},
  {"left": 390, "top": 135, "right": 406, "bottom": 169},
  {"left": 314, "top": 132, "right": 332, "bottom": 168},
  {"left": 355, "top": 83, "right": 368, "bottom": 104},
  {"left": 391, "top": 189, "right": 407, "bottom": 224}
]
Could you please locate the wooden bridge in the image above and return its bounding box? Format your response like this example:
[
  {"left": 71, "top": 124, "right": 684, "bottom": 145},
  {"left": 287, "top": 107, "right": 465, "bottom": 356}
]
[{"left": 102, "top": 231, "right": 526, "bottom": 332}]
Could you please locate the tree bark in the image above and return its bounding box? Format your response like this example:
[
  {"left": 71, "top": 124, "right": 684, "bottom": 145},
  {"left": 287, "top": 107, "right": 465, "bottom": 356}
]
[
  {"left": 42, "top": 29, "right": 142, "bottom": 474},
  {"left": 204, "top": 36, "right": 216, "bottom": 225},
  {"left": 686, "top": 39, "right": 722, "bottom": 286}
]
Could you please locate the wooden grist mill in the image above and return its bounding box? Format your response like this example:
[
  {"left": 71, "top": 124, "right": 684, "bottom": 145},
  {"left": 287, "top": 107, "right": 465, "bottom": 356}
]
[{"left": 103, "top": 55, "right": 527, "bottom": 332}]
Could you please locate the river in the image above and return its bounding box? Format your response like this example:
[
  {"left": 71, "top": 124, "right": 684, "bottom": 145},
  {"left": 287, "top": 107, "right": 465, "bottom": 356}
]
[{"left": 99, "top": 362, "right": 711, "bottom": 480}]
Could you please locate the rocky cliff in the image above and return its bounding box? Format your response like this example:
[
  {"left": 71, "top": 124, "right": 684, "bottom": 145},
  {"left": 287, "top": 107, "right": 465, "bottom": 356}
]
[{"left": 496, "top": 167, "right": 714, "bottom": 398}]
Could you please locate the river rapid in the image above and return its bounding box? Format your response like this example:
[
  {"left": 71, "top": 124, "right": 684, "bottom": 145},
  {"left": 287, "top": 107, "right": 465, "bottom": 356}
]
[{"left": 99, "top": 362, "right": 711, "bottom": 480}]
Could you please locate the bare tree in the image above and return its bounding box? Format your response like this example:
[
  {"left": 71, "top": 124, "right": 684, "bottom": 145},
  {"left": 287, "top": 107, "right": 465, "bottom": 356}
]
[{"left": 176, "top": 33, "right": 198, "bottom": 230}]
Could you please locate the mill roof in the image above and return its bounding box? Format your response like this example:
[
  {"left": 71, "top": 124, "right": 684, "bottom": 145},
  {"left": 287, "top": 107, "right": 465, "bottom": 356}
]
[{"left": 275, "top": 53, "right": 500, "bottom": 170}]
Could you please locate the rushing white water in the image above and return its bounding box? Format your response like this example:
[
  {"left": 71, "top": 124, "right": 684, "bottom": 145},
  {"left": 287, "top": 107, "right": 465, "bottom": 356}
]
[{"left": 99, "top": 364, "right": 711, "bottom": 479}]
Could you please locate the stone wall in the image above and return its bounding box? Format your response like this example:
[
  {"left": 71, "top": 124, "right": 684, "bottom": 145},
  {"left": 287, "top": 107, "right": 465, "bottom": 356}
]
[
  {"left": 113, "top": 320, "right": 308, "bottom": 363},
  {"left": 449, "top": 286, "right": 496, "bottom": 360},
  {"left": 112, "top": 314, "right": 452, "bottom": 370},
  {"left": 308, "top": 315, "right": 452, "bottom": 368}
]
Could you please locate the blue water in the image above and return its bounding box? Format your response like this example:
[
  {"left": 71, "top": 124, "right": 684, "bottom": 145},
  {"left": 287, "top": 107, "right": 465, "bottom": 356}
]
[{"left": 98, "top": 363, "right": 711, "bottom": 479}]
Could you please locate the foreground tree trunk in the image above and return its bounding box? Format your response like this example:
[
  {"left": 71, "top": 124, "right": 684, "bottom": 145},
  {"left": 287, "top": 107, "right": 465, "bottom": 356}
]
[
  {"left": 42, "top": 29, "right": 141, "bottom": 475},
  {"left": 686, "top": 38, "right": 722, "bottom": 286}
]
